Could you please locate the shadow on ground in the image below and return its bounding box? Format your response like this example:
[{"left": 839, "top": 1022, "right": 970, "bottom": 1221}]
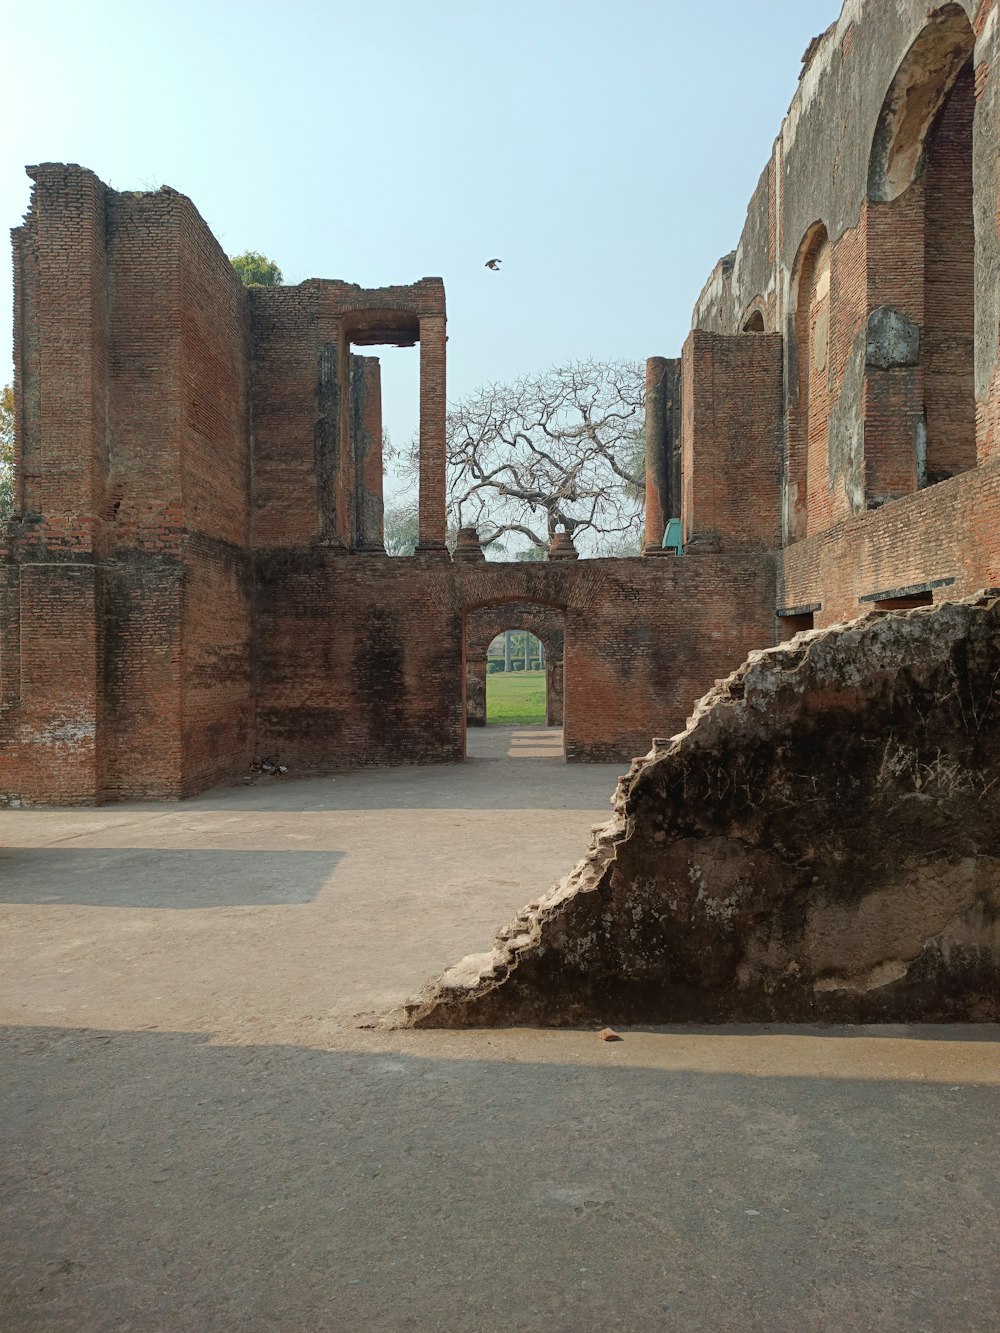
[
  {"left": 2, "top": 1023, "right": 998, "bottom": 1332},
  {"left": 0, "top": 849, "right": 343, "bottom": 909}
]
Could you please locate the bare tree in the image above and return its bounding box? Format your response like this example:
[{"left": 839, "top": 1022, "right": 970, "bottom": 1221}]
[{"left": 445, "top": 360, "right": 645, "bottom": 556}]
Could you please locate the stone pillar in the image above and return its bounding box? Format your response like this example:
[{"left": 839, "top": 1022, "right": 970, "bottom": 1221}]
[
  {"left": 350, "top": 355, "right": 385, "bottom": 552},
  {"left": 417, "top": 314, "right": 448, "bottom": 555},
  {"left": 643, "top": 356, "right": 681, "bottom": 553}
]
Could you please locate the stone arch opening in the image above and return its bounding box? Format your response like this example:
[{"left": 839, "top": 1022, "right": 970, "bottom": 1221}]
[
  {"left": 865, "top": 7, "right": 976, "bottom": 499},
  {"left": 787, "top": 223, "right": 831, "bottom": 542},
  {"left": 742, "top": 308, "right": 765, "bottom": 333},
  {"left": 463, "top": 601, "right": 565, "bottom": 757}
]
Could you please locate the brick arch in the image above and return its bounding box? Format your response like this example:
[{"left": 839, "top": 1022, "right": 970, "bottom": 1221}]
[
  {"left": 464, "top": 601, "right": 565, "bottom": 731},
  {"left": 742, "top": 304, "right": 766, "bottom": 333},
  {"left": 786, "top": 222, "right": 831, "bottom": 543},
  {"left": 864, "top": 6, "right": 976, "bottom": 501},
  {"left": 464, "top": 601, "right": 565, "bottom": 661},
  {"left": 866, "top": 5, "right": 975, "bottom": 205}
]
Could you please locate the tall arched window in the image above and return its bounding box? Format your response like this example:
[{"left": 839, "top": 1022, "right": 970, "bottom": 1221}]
[
  {"left": 865, "top": 5, "right": 976, "bottom": 496},
  {"left": 787, "top": 225, "right": 831, "bottom": 542},
  {"left": 923, "top": 56, "right": 975, "bottom": 482}
]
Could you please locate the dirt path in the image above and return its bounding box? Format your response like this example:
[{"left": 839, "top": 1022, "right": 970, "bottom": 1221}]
[{"left": 3, "top": 729, "right": 999, "bottom": 1330}]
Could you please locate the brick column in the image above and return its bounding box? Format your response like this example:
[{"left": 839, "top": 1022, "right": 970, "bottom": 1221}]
[
  {"left": 680, "top": 330, "right": 783, "bottom": 552},
  {"left": 351, "top": 355, "right": 385, "bottom": 552},
  {"left": 3, "top": 165, "right": 110, "bottom": 801},
  {"left": 643, "top": 357, "right": 681, "bottom": 552},
  {"left": 417, "top": 314, "right": 448, "bottom": 554},
  {"left": 15, "top": 164, "right": 109, "bottom": 539}
]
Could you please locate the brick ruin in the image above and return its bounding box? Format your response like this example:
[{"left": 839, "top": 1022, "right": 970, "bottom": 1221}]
[
  {"left": 404, "top": 592, "right": 1000, "bottom": 1025},
  {"left": 0, "top": 191, "right": 775, "bottom": 800},
  {"left": 400, "top": 0, "right": 1000, "bottom": 1024},
  {"left": 1, "top": 0, "right": 999, "bottom": 810}
]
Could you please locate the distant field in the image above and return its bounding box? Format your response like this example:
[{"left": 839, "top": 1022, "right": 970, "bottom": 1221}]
[{"left": 486, "top": 670, "right": 546, "bottom": 725}]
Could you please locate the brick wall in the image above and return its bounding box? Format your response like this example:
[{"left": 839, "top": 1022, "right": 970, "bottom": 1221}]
[
  {"left": 680, "top": 331, "right": 783, "bottom": 552},
  {"left": 1, "top": 167, "right": 253, "bottom": 803},
  {"left": 254, "top": 554, "right": 777, "bottom": 770},
  {"left": 779, "top": 459, "right": 1000, "bottom": 626},
  {"left": 176, "top": 193, "right": 254, "bottom": 792},
  {"left": 254, "top": 552, "right": 464, "bottom": 770},
  {"left": 250, "top": 287, "right": 323, "bottom": 549},
  {"left": 100, "top": 188, "right": 185, "bottom": 796},
  {"left": 3, "top": 166, "right": 110, "bottom": 801}
]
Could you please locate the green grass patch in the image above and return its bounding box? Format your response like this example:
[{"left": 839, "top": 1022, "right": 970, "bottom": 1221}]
[{"left": 486, "top": 670, "right": 547, "bottom": 726}]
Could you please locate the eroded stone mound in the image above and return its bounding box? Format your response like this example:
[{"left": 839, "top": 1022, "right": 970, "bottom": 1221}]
[{"left": 401, "top": 593, "right": 1000, "bottom": 1026}]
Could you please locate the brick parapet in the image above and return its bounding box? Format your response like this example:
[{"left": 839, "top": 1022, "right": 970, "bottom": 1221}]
[{"left": 777, "top": 457, "right": 1000, "bottom": 625}]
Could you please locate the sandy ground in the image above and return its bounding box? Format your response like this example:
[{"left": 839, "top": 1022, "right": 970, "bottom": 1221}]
[{"left": 2, "top": 726, "right": 999, "bottom": 1332}]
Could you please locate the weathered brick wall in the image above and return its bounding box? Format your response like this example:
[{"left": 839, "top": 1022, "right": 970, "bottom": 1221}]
[
  {"left": 779, "top": 459, "right": 1000, "bottom": 626},
  {"left": 682, "top": 0, "right": 996, "bottom": 640},
  {"left": 560, "top": 555, "right": 776, "bottom": 761},
  {"left": 250, "top": 279, "right": 445, "bottom": 554},
  {"left": 254, "top": 553, "right": 464, "bottom": 770},
  {"left": 2, "top": 166, "right": 110, "bottom": 801},
  {"left": 1, "top": 167, "right": 252, "bottom": 803},
  {"left": 680, "top": 332, "right": 782, "bottom": 551},
  {"left": 100, "top": 188, "right": 186, "bottom": 797},
  {"left": 176, "top": 193, "right": 254, "bottom": 793},
  {"left": 924, "top": 60, "right": 977, "bottom": 480},
  {"left": 688, "top": 0, "right": 994, "bottom": 543},
  {"left": 250, "top": 287, "right": 323, "bottom": 550},
  {"left": 254, "top": 555, "right": 776, "bottom": 770}
]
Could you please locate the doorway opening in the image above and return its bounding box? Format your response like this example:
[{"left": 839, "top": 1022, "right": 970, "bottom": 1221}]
[
  {"left": 485, "top": 631, "right": 547, "bottom": 726},
  {"left": 463, "top": 603, "right": 565, "bottom": 761}
]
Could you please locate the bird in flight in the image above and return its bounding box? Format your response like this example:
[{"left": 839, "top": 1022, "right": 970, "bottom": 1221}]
[{"left": 485, "top": 258, "right": 502, "bottom": 271}]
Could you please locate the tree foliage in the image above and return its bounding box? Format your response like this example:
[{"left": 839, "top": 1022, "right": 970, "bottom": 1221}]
[
  {"left": 230, "top": 251, "right": 283, "bottom": 287},
  {"left": 446, "top": 359, "right": 645, "bottom": 556},
  {"left": 0, "top": 384, "right": 14, "bottom": 519},
  {"left": 383, "top": 504, "right": 420, "bottom": 556}
]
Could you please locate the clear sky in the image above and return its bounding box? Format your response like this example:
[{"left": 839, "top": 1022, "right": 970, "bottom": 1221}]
[{"left": 3, "top": 0, "right": 839, "bottom": 498}]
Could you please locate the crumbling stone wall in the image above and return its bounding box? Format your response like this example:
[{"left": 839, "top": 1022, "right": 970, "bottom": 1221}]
[{"left": 402, "top": 593, "right": 1000, "bottom": 1026}]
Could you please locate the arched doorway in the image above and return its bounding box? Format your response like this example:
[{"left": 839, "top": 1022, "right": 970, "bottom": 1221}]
[{"left": 463, "top": 602, "right": 565, "bottom": 760}]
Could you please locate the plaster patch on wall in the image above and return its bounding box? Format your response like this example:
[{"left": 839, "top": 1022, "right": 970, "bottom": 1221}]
[{"left": 36, "top": 717, "right": 97, "bottom": 746}]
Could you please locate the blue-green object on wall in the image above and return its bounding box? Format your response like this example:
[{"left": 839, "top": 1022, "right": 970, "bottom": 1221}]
[{"left": 661, "top": 518, "right": 683, "bottom": 554}]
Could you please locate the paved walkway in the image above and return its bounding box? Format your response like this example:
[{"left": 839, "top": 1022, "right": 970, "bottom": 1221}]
[{"left": 2, "top": 729, "right": 999, "bottom": 1330}]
